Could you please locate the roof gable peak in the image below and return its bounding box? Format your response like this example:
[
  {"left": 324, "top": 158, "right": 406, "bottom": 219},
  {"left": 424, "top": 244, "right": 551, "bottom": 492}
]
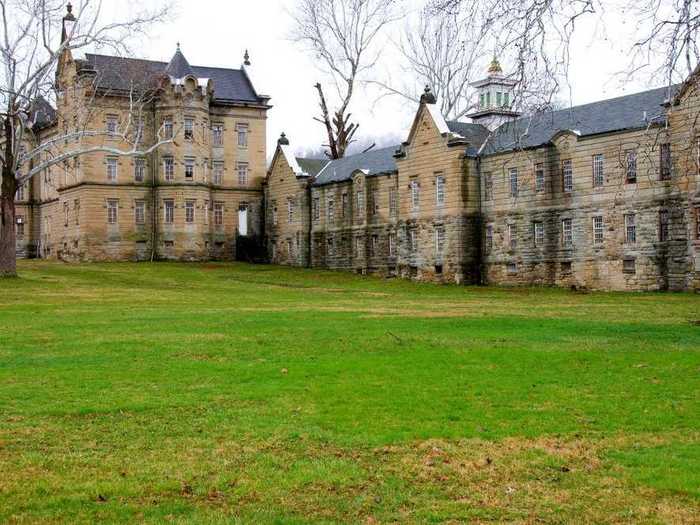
[{"left": 165, "top": 43, "right": 195, "bottom": 79}]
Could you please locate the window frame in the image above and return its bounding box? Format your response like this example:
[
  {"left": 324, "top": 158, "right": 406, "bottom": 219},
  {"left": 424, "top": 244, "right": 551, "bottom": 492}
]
[
  {"left": 533, "top": 221, "right": 544, "bottom": 247},
  {"left": 509, "top": 167, "right": 518, "bottom": 197},
  {"left": 185, "top": 200, "right": 196, "bottom": 224},
  {"left": 106, "top": 156, "right": 118, "bottom": 182},
  {"left": 624, "top": 213, "right": 636, "bottom": 244},
  {"left": 561, "top": 218, "right": 573, "bottom": 247},
  {"left": 625, "top": 149, "right": 637, "bottom": 183},
  {"left": 184, "top": 117, "right": 194, "bottom": 141},
  {"left": 163, "top": 199, "right": 175, "bottom": 224},
  {"left": 163, "top": 156, "right": 174, "bottom": 181},
  {"left": 435, "top": 174, "right": 446, "bottom": 205},
  {"left": 534, "top": 163, "right": 545, "bottom": 193},
  {"left": 592, "top": 215, "right": 604, "bottom": 245},
  {"left": 562, "top": 159, "right": 573, "bottom": 193},
  {"left": 134, "top": 157, "right": 146, "bottom": 182},
  {"left": 134, "top": 200, "right": 146, "bottom": 225},
  {"left": 592, "top": 153, "right": 604, "bottom": 188},
  {"left": 237, "top": 162, "right": 249, "bottom": 185},
  {"left": 107, "top": 199, "right": 119, "bottom": 225}
]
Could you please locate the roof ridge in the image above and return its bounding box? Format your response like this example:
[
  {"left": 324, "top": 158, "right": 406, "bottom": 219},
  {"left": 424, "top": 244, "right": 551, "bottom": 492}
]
[{"left": 84, "top": 53, "right": 244, "bottom": 74}]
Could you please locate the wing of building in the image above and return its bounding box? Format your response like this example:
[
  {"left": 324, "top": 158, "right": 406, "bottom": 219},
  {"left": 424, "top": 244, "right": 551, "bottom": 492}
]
[
  {"left": 264, "top": 67, "right": 700, "bottom": 292},
  {"left": 13, "top": 9, "right": 271, "bottom": 262}
]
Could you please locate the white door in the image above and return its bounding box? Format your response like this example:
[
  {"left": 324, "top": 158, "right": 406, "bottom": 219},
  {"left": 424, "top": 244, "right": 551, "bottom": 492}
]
[{"left": 238, "top": 206, "right": 248, "bottom": 236}]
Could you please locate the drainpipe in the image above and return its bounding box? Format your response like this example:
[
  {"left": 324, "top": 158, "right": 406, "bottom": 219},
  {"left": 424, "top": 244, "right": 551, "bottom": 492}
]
[{"left": 150, "top": 100, "right": 158, "bottom": 262}]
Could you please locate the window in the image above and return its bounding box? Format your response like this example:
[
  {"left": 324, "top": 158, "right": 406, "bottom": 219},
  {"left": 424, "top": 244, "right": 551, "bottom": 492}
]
[
  {"left": 623, "top": 258, "right": 636, "bottom": 274},
  {"left": 328, "top": 197, "right": 335, "bottom": 222},
  {"left": 134, "top": 118, "right": 144, "bottom": 143},
  {"left": 327, "top": 235, "right": 335, "bottom": 256},
  {"left": 214, "top": 202, "right": 224, "bottom": 226},
  {"left": 507, "top": 223, "right": 517, "bottom": 250},
  {"left": 484, "top": 172, "right": 493, "bottom": 201},
  {"left": 237, "top": 162, "right": 248, "bottom": 185},
  {"left": 435, "top": 225, "right": 445, "bottom": 254},
  {"left": 106, "top": 115, "right": 118, "bottom": 135},
  {"left": 562, "top": 218, "right": 573, "bottom": 247},
  {"left": 272, "top": 202, "right": 278, "bottom": 226},
  {"left": 164, "top": 199, "right": 174, "bottom": 224},
  {"left": 592, "top": 154, "right": 604, "bottom": 187},
  {"left": 134, "top": 158, "right": 146, "bottom": 182},
  {"left": 593, "top": 215, "right": 604, "bottom": 245},
  {"left": 212, "top": 124, "right": 223, "bottom": 146},
  {"left": 507, "top": 262, "right": 518, "bottom": 275},
  {"left": 695, "top": 207, "right": 700, "bottom": 239},
  {"left": 106, "top": 157, "right": 118, "bottom": 181},
  {"left": 535, "top": 163, "right": 545, "bottom": 193},
  {"left": 15, "top": 184, "right": 25, "bottom": 201},
  {"left": 15, "top": 215, "right": 24, "bottom": 238},
  {"left": 485, "top": 224, "right": 493, "bottom": 253},
  {"left": 479, "top": 93, "right": 485, "bottom": 108},
  {"left": 212, "top": 161, "right": 223, "bottom": 185},
  {"left": 625, "top": 150, "right": 637, "bottom": 183},
  {"left": 237, "top": 123, "right": 249, "bottom": 148},
  {"left": 660, "top": 143, "right": 671, "bottom": 180},
  {"left": 356, "top": 190, "right": 364, "bottom": 216},
  {"left": 435, "top": 174, "right": 445, "bottom": 205},
  {"left": 509, "top": 168, "right": 518, "bottom": 197},
  {"left": 204, "top": 200, "right": 209, "bottom": 225},
  {"left": 107, "top": 199, "right": 118, "bottom": 224},
  {"left": 624, "top": 213, "right": 636, "bottom": 244},
  {"left": 561, "top": 261, "right": 572, "bottom": 274},
  {"left": 135, "top": 200, "right": 145, "bottom": 225},
  {"left": 503, "top": 92, "right": 510, "bottom": 107},
  {"left": 496, "top": 92, "right": 502, "bottom": 106},
  {"left": 410, "top": 179, "right": 420, "bottom": 210},
  {"left": 562, "top": 159, "right": 573, "bottom": 192},
  {"left": 287, "top": 199, "right": 294, "bottom": 223},
  {"left": 389, "top": 232, "right": 396, "bottom": 256},
  {"left": 389, "top": 188, "right": 397, "bottom": 216},
  {"left": 342, "top": 193, "right": 349, "bottom": 217},
  {"left": 184, "top": 158, "right": 195, "bottom": 180},
  {"left": 659, "top": 209, "right": 669, "bottom": 242},
  {"left": 287, "top": 239, "right": 293, "bottom": 259},
  {"left": 371, "top": 190, "right": 379, "bottom": 215},
  {"left": 163, "top": 117, "right": 173, "bottom": 139},
  {"left": 64, "top": 202, "right": 69, "bottom": 227},
  {"left": 163, "top": 157, "right": 174, "bottom": 181},
  {"left": 312, "top": 197, "right": 320, "bottom": 222},
  {"left": 185, "top": 200, "right": 195, "bottom": 224},
  {"left": 355, "top": 236, "right": 363, "bottom": 256},
  {"left": 485, "top": 92, "right": 491, "bottom": 106},
  {"left": 74, "top": 199, "right": 80, "bottom": 225},
  {"left": 533, "top": 221, "right": 544, "bottom": 247},
  {"left": 371, "top": 234, "right": 379, "bottom": 256},
  {"left": 184, "top": 118, "right": 194, "bottom": 140},
  {"left": 409, "top": 229, "right": 418, "bottom": 252}
]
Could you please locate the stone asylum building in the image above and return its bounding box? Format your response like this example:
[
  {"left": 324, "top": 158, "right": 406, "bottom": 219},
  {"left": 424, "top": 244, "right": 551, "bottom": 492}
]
[
  {"left": 12, "top": 7, "right": 270, "bottom": 261},
  {"left": 265, "top": 60, "right": 700, "bottom": 291}
]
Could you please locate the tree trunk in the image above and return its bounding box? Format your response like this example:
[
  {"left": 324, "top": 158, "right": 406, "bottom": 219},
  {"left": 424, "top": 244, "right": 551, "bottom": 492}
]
[{"left": 0, "top": 174, "right": 17, "bottom": 277}]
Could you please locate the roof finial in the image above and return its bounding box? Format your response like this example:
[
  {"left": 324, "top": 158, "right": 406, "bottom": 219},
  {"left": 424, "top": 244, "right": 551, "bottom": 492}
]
[
  {"left": 420, "top": 85, "right": 437, "bottom": 105},
  {"left": 176, "top": 42, "right": 181, "bottom": 51},
  {"left": 66, "top": 2, "right": 72, "bottom": 14},
  {"left": 244, "top": 49, "right": 251, "bottom": 66},
  {"left": 488, "top": 55, "right": 502, "bottom": 75},
  {"left": 278, "top": 132, "right": 289, "bottom": 146}
]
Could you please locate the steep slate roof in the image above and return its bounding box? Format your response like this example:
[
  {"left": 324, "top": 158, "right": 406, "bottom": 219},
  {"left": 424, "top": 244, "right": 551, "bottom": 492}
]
[
  {"left": 80, "top": 53, "right": 266, "bottom": 105},
  {"left": 30, "top": 97, "right": 56, "bottom": 130},
  {"left": 164, "top": 46, "right": 195, "bottom": 78},
  {"left": 296, "top": 158, "right": 328, "bottom": 177},
  {"left": 482, "top": 85, "right": 678, "bottom": 155},
  {"left": 313, "top": 145, "right": 399, "bottom": 186},
  {"left": 446, "top": 121, "right": 491, "bottom": 156}
]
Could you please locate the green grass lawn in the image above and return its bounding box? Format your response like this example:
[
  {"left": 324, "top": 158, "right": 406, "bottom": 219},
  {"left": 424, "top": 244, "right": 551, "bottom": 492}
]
[{"left": 1, "top": 261, "right": 699, "bottom": 523}]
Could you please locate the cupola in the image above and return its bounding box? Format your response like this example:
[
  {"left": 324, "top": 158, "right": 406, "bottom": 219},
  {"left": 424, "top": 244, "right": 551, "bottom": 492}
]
[{"left": 467, "top": 56, "right": 520, "bottom": 131}]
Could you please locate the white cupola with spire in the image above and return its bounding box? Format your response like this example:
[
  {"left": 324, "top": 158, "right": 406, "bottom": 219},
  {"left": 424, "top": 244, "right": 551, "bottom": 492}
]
[{"left": 467, "top": 56, "right": 520, "bottom": 131}]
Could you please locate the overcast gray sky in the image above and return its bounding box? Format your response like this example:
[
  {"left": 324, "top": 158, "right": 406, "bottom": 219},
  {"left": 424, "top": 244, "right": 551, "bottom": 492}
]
[{"left": 108, "top": 0, "right": 657, "bottom": 159}]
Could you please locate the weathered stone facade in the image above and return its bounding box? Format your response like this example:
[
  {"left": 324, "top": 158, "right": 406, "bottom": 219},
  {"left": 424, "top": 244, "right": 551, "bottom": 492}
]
[
  {"left": 265, "top": 75, "right": 700, "bottom": 292},
  {"left": 13, "top": 40, "right": 269, "bottom": 262}
]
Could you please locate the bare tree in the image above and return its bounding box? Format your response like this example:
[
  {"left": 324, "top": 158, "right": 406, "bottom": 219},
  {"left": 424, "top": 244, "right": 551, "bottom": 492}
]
[
  {"left": 291, "top": 0, "right": 401, "bottom": 159},
  {"left": 0, "top": 0, "right": 171, "bottom": 277}
]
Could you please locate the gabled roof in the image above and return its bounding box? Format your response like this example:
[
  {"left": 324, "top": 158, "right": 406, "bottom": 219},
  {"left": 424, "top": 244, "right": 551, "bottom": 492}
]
[
  {"left": 313, "top": 145, "right": 399, "bottom": 186},
  {"left": 482, "top": 85, "right": 678, "bottom": 155},
  {"left": 445, "top": 121, "right": 491, "bottom": 156},
  {"left": 80, "top": 53, "right": 268, "bottom": 105},
  {"left": 297, "top": 158, "right": 328, "bottom": 177}
]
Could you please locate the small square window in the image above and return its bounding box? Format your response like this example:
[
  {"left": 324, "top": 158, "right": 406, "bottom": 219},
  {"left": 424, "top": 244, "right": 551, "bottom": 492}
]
[{"left": 623, "top": 258, "right": 636, "bottom": 274}]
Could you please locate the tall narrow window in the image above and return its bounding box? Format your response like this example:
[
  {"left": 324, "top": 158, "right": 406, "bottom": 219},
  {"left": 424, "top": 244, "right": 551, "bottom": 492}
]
[
  {"left": 389, "top": 188, "right": 397, "bottom": 216},
  {"left": 660, "top": 143, "right": 671, "bottom": 180},
  {"left": 312, "top": 197, "right": 320, "bottom": 222},
  {"left": 184, "top": 117, "right": 194, "bottom": 140},
  {"left": 533, "top": 221, "right": 544, "bottom": 247},
  {"left": 534, "top": 163, "right": 545, "bottom": 193},
  {"left": 204, "top": 200, "right": 210, "bottom": 225},
  {"left": 342, "top": 193, "right": 349, "bottom": 217},
  {"left": 485, "top": 224, "right": 493, "bottom": 253},
  {"left": 592, "top": 154, "right": 604, "bottom": 187},
  {"left": 237, "top": 123, "right": 249, "bottom": 148},
  {"left": 212, "top": 124, "right": 223, "bottom": 146},
  {"left": 237, "top": 162, "right": 248, "bottom": 185},
  {"left": 15, "top": 216, "right": 24, "bottom": 238},
  {"left": 695, "top": 206, "right": 700, "bottom": 239},
  {"left": 15, "top": 184, "right": 25, "bottom": 201},
  {"left": 63, "top": 202, "right": 69, "bottom": 227},
  {"left": 625, "top": 150, "right": 637, "bottom": 183},
  {"left": 74, "top": 199, "right": 80, "bottom": 225},
  {"left": 562, "top": 159, "right": 573, "bottom": 192},
  {"left": 561, "top": 218, "right": 573, "bottom": 247},
  {"left": 624, "top": 213, "right": 636, "bottom": 244},
  {"left": 327, "top": 235, "right": 335, "bottom": 256},
  {"left": 409, "top": 229, "right": 418, "bottom": 252},
  {"left": 355, "top": 236, "right": 363, "bottom": 256},
  {"left": 509, "top": 168, "right": 518, "bottom": 197},
  {"left": 410, "top": 179, "right": 420, "bottom": 210},
  {"left": 107, "top": 199, "right": 118, "bottom": 224},
  {"left": 593, "top": 215, "right": 604, "bottom": 245},
  {"left": 184, "top": 158, "right": 195, "bottom": 180},
  {"left": 163, "top": 156, "right": 174, "bottom": 181},
  {"left": 659, "top": 209, "right": 669, "bottom": 242},
  {"left": 356, "top": 190, "right": 364, "bottom": 216},
  {"left": 389, "top": 232, "right": 396, "bottom": 256},
  {"left": 435, "top": 225, "right": 445, "bottom": 254},
  {"left": 508, "top": 223, "right": 517, "bottom": 250},
  {"left": 106, "top": 157, "right": 118, "bottom": 181},
  {"left": 106, "top": 115, "right": 118, "bottom": 135},
  {"left": 214, "top": 202, "right": 224, "bottom": 226},
  {"left": 185, "top": 200, "right": 195, "bottom": 224},
  {"left": 328, "top": 197, "right": 335, "bottom": 222},
  {"left": 287, "top": 198, "right": 294, "bottom": 223},
  {"left": 164, "top": 199, "right": 174, "bottom": 224},
  {"left": 484, "top": 172, "right": 493, "bottom": 201},
  {"left": 163, "top": 117, "right": 173, "bottom": 139},
  {"left": 213, "top": 161, "right": 223, "bottom": 185},
  {"left": 134, "top": 158, "right": 145, "bottom": 182},
  {"left": 134, "top": 200, "right": 145, "bottom": 225},
  {"left": 435, "top": 174, "right": 445, "bottom": 205},
  {"left": 271, "top": 201, "right": 277, "bottom": 226}
]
